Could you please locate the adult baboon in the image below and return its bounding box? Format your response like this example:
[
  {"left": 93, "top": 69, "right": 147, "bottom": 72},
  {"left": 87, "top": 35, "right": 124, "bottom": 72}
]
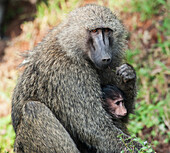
[{"left": 12, "top": 4, "right": 142, "bottom": 153}]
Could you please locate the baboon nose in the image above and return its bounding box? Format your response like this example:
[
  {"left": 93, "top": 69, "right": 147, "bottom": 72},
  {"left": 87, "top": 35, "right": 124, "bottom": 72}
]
[
  {"left": 102, "top": 58, "right": 111, "bottom": 62},
  {"left": 102, "top": 58, "right": 111, "bottom": 64},
  {"left": 123, "top": 111, "right": 127, "bottom": 116}
]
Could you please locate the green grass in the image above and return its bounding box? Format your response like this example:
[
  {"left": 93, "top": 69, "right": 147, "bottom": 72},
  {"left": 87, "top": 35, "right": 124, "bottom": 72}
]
[
  {"left": 126, "top": 36, "right": 170, "bottom": 149},
  {"left": 0, "top": 115, "right": 15, "bottom": 153},
  {"left": 124, "top": 0, "right": 167, "bottom": 21},
  {"left": 125, "top": 1, "right": 170, "bottom": 146},
  {"left": 36, "top": 0, "right": 81, "bottom": 26}
]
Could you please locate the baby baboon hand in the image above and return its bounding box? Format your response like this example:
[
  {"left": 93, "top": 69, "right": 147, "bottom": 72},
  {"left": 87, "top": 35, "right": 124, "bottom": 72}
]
[{"left": 116, "top": 64, "right": 136, "bottom": 83}]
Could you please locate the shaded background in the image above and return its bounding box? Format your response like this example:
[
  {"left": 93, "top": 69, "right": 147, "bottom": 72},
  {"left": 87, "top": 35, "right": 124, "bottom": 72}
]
[{"left": 0, "top": 0, "right": 169, "bottom": 152}]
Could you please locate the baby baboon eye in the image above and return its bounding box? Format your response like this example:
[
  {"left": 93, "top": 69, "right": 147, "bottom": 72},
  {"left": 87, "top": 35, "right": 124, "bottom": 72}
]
[{"left": 115, "top": 101, "right": 121, "bottom": 105}]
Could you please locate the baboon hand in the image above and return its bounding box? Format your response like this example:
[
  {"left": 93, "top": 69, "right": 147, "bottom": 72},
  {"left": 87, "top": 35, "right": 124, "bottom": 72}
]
[{"left": 116, "top": 64, "right": 136, "bottom": 83}]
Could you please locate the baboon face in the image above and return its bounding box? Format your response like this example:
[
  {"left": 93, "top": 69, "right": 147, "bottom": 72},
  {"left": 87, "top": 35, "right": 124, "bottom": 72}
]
[
  {"left": 87, "top": 28, "right": 113, "bottom": 69},
  {"left": 62, "top": 4, "right": 127, "bottom": 70},
  {"left": 106, "top": 97, "right": 127, "bottom": 118}
]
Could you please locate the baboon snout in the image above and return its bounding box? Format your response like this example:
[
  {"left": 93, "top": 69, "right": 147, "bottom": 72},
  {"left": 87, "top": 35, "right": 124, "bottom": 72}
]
[
  {"left": 100, "top": 54, "right": 112, "bottom": 66},
  {"left": 120, "top": 108, "right": 127, "bottom": 116},
  {"left": 102, "top": 57, "right": 111, "bottom": 63},
  {"left": 94, "top": 55, "right": 112, "bottom": 69}
]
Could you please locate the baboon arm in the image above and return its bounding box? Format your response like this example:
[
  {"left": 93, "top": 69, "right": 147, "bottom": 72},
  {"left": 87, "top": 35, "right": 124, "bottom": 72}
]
[
  {"left": 98, "top": 64, "right": 137, "bottom": 116},
  {"left": 62, "top": 90, "right": 142, "bottom": 152},
  {"left": 14, "top": 101, "right": 80, "bottom": 153},
  {"left": 57, "top": 71, "right": 142, "bottom": 152}
]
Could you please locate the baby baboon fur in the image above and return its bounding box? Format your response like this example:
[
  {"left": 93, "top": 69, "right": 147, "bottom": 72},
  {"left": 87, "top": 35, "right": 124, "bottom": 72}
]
[{"left": 12, "top": 4, "right": 142, "bottom": 153}]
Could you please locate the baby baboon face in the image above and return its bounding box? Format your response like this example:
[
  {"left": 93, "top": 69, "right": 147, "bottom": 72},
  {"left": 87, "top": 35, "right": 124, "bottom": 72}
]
[
  {"left": 87, "top": 28, "right": 113, "bottom": 69},
  {"left": 102, "top": 85, "right": 127, "bottom": 118},
  {"left": 106, "top": 97, "right": 127, "bottom": 118}
]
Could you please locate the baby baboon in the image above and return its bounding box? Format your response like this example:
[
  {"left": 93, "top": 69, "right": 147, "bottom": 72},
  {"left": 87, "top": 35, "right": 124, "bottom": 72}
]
[
  {"left": 102, "top": 85, "right": 127, "bottom": 118},
  {"left": 12, "top": 4, "right": 143, "bottom": 153}
]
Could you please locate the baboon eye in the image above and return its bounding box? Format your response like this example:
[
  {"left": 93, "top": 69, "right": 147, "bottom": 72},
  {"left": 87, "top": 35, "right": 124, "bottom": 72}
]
[
  {"left": 115, "top": 101, "right": 121, "bottom": 105},
  {"left": 91, "top": 29, "right": 98, "bottom": 33},
  {"left": 105, "top": 29, "right": 109, "bottom": 32}
]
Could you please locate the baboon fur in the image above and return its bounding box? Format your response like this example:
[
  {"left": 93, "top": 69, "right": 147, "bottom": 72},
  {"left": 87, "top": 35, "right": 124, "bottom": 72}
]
[{"left": 12, "top": 4, "right": 142, "bottom": 153}]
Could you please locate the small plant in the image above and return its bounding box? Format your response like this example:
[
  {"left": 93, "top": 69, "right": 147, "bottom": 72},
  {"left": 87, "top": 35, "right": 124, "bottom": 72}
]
[{"left": 118, "top": 134, "right": 154, "bottom": 153}]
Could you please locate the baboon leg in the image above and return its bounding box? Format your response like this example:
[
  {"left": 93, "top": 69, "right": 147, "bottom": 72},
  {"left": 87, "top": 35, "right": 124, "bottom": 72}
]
[{"left": 14, "top": 101, "right": 80, "bottom": 153}]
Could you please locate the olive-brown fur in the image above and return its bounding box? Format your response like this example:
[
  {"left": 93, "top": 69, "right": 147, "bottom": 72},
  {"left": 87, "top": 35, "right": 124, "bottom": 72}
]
[{"left": 12, "top": 4, "right": 142, "bottom": 153}]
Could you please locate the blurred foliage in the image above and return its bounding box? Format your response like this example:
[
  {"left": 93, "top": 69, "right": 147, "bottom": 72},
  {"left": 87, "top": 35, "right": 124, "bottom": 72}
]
[
  {"left": 36, "top": 0, "right": 81, "bottom": 27},
  {"left": 126, "top": 2, "right": 170, "bottom": 149},
  {"left": 0, "top": 0, "right": 169, "bottom": 152},
  {"left": 0, "top": 115, "right": 15, "bottom": 153},
  {"left": 124, "top": 0, "right": 168, "bottom": 21}
]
